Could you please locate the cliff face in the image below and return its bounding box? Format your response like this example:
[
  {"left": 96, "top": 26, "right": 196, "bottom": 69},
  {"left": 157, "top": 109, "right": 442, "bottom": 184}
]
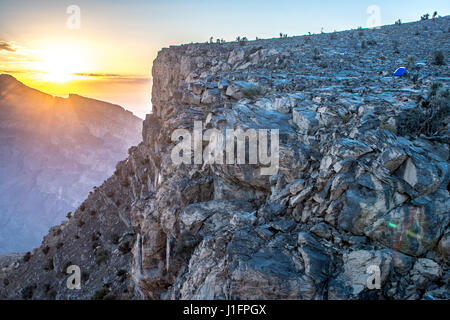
[
  {"left": 1, "top": 17, "right": 449, "bottom": 300},
  {"left": 0, "top": 75, "right": 142, "bottom": 253}
]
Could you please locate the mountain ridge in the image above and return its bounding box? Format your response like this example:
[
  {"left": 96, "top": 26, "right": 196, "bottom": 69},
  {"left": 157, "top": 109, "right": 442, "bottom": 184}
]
[{"left": 0, "top": 75, "right": 143, "bottom": 253}]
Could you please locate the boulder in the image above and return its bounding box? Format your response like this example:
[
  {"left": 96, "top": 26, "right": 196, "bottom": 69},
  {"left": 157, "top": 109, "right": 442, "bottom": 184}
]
[{"left": 292, "top": 107, "right": 319, "bottom": 134}]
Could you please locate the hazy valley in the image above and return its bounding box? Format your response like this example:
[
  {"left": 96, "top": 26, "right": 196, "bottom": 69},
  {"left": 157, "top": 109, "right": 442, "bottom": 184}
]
[{"left": 0, "top": 74, "right": 142, "bottom": 253}]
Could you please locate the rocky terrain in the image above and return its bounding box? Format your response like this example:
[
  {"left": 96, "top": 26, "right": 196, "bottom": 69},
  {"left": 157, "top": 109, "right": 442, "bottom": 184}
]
[
  {"left": 0, "top": 75, "right": 142, "bottom": 253},
  {"left": 0, "top": 16, "right": 449, "bottom": 300}
]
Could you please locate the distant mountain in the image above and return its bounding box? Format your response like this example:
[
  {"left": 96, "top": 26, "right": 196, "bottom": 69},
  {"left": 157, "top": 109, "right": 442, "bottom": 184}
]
[{"left": 0, "top": 74, "right": 142, "bottom": 253}]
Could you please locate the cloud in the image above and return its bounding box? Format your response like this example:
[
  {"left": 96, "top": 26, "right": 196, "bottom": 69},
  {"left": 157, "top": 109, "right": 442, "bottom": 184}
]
[
  {"left": 0, "top": 69, "right": 26, "bottom": 74},
  {"left": 0, "top": 41, "right": 15, "bottom": 52},
  {"left": 73, "top": 72, "right": 123, "bottom": 78},
  {"left": 73, "top": 72, "right": 151, "bottom": 84},
  {"left": 110, "top": 77, "right": 151, "bottom": 84}
]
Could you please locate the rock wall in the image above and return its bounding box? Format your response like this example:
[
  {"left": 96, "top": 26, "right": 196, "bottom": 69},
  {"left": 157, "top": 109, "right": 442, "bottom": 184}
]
[
  {"left": 131, "top": 16, "right": 450, "bottom": 300},
  {"left": 1, "top": 16, "right": 449, "bottom": 300}
]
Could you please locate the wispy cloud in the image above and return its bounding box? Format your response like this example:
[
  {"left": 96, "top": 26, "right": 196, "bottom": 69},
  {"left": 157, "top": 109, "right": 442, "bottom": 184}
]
[
  {"left": 0, "top": 69, "right": 26, "bottom": 74},
  {"left": 73, "top": 72, "right": 151, "bottom": 83},
  {"left": 0, "top": 41, "right": 15, "bottom": 52},
  {"left": 73, "top": 72, "right": 123, "bottom": 78}
]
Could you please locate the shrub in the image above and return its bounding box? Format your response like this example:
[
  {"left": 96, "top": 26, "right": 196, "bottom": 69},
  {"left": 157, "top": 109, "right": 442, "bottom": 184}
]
[
  {"left": 111, "top": 234, "right": 120, "bottom": 245},
  {"left": 95, "top": 249, "right": 109, "bottom": 264},
  {"left": 91, "top": 287, "right": 110, "bottom": 300},
  {"left": 379, "top": 123, "right": 397, "bottom": 134},
  {"left": 238, "top": 36, "right": 248, "bottom": 46},
  {"left": 341, "top": 115, "right": 351, "bottom": 124},
  {"left": 103, "top": 293, "right": 116, "bottom": 300},
  {"left": 56, "top": 242, "right": 63, "bottom": 249},
  {"left": 241, "top": 86, "right": 266, "bottom": 99},
  {"left": 42, "top": 245, "right": 50, "bottom": 255},
  {"left": 407, "top": 55, "right": 416, "bottom": 69},
  {"left": 62, "top": 261, "right": 72, "bottom": 274},
  {"left": 48, "top": 290, "right": 57, "bottom": 299},
  {"left": 358, "top": 30, "right": 364, "bottom": 37},
  {"left": 118, "top": 241, "right": 132, "bottom": 254},
  {"left": 81, "top": 271, "right": 90, "bottom": 282},
  {"left": 428, "top": 82, "right": 443, "bottom": 97},
  {"left": 43, "top": 283, "right": 51, "bottom": 293},
  {"left": 43, "top": 258, "right": 54, "bottom": 271},
  {"left": 3, "top": 278, "right": 9, "bottom": 286},
  {"left": 397, "top": 83, "right": 450, "bottom": 137},
  {"left": 432, "top": 50, "right": 445, "bottom": 65},
  {"left": 77, "top": 219, "right": 85, "bottom": 228},
  {"left": 395, "top": 19, "right": 402, "bottom": 25},
  {"left": 23, "top": 252, "right": 31, "bottom": 262},
  {"left": 120, "top": 293, "right": 130, "bottom": 300},
  {"left": 92, "top": 232, "right": 100, "bottom": 242},
  {"left": 421, "top": 13, "right": 429, "bottom": 20},
  {"left": 117, "top": 270, "right": 128, "bottom": 282},
  {"left": 313, "top": 47, "right": 320, "bottom": 60},
  {"left": 117, "top": 269, "right": 127, "bottom": 277},
  {"left": 22, "top": 285, "right": 36, "bottom": 300}
]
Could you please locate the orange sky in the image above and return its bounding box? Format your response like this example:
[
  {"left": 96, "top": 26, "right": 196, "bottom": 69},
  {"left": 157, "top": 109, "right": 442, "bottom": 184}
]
[{"left": 0, "top": 34, "right": 155, "bottom": 118}]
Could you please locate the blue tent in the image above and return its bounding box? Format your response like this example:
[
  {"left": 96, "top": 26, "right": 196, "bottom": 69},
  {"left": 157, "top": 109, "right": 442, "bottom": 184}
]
[{"left": 393, "top": 67, "right": 408, "bottom": 76}]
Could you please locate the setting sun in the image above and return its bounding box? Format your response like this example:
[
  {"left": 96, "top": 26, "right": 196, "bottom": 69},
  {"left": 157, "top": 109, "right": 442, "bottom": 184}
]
[{"left": 34, "top": 45, "right": 88, "bottom": 83}]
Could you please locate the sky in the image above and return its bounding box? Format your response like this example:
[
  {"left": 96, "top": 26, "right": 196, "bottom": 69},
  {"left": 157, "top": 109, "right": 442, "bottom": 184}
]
[{"left": 0, "top": 0, "right": 449, "bottom": 118}]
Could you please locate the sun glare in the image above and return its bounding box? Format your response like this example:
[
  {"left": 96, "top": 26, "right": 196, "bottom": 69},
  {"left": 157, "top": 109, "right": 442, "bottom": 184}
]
[{"left": 35, "top": 45, "right": 88, "bottom": 83}]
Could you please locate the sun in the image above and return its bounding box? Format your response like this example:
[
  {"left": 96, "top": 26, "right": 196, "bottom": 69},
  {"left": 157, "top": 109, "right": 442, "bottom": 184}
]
[{"left": 35, "top": 45, "right": 88, "bottom": 83}]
